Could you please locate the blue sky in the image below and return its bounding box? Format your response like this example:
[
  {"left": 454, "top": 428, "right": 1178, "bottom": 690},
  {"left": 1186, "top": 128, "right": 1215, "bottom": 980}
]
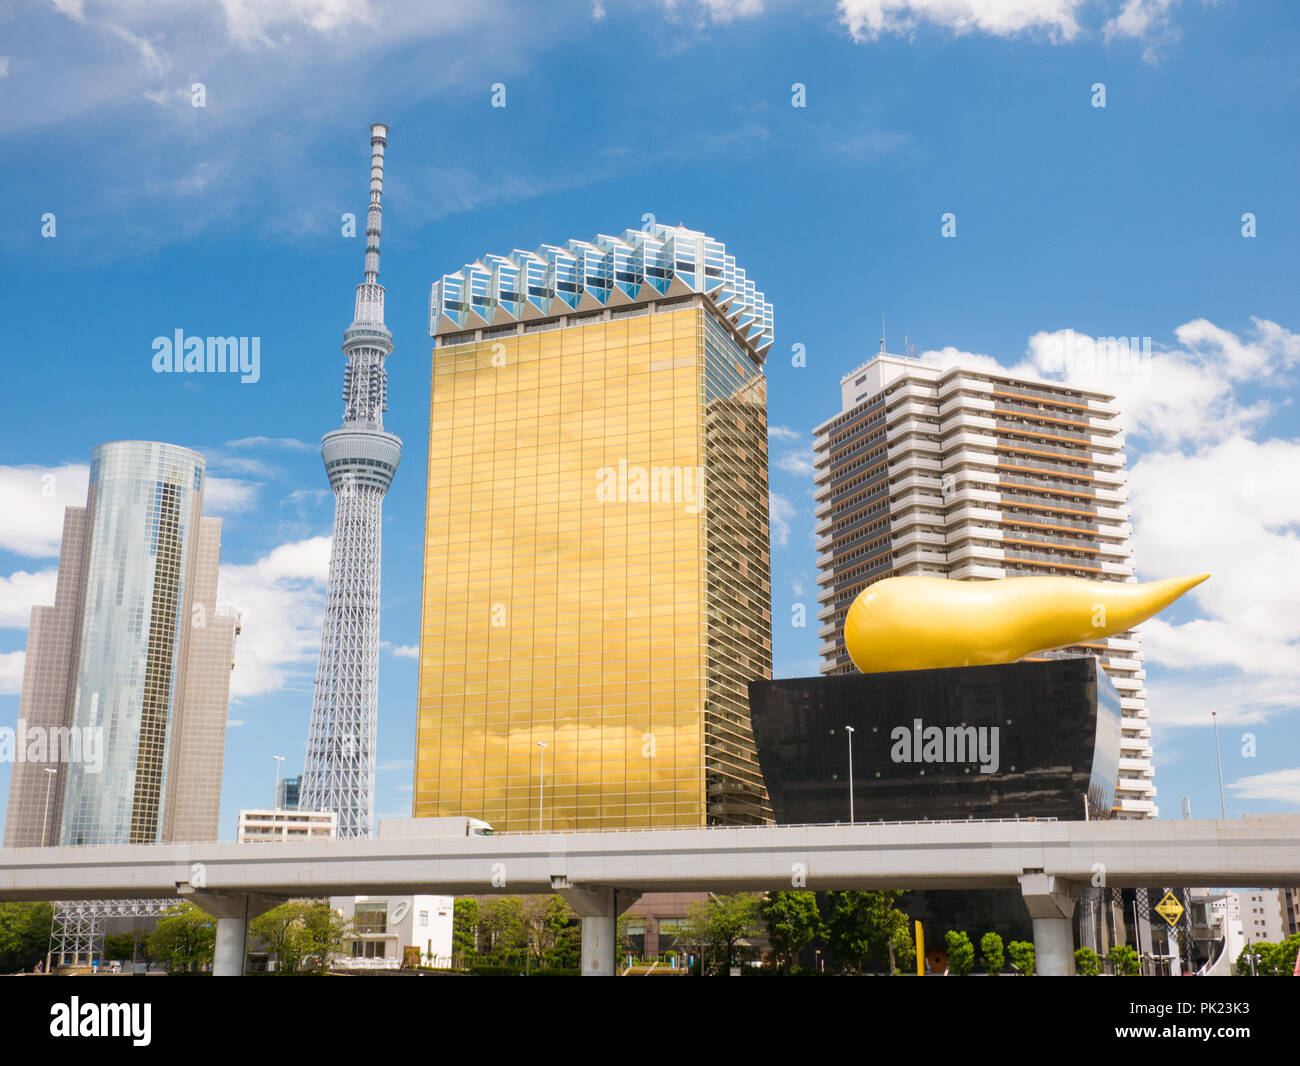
[{"left": 1, "top": 0, "right": 1297, "bottom": 838}]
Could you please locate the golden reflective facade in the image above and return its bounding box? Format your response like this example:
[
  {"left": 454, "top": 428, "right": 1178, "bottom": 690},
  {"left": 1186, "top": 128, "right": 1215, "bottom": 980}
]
[{"left": 417, "top": 302, "right": 772, "bottom": 830}]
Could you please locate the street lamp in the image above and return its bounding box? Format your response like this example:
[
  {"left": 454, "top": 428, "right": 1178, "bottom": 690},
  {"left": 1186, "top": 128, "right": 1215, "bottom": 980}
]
[
  {"left": 537, "top": 742, "right": 548, "bottom": 832},
  {"left": 1211, "top": 712, "right": 1226, "bottom": 818},
  {"left": 273, "top": 755, "right": 285, "bottom": 811},
  {"left": 845, "top": 725, "right": 856, "bottom": 825},
  {"left": 41, "top": 768, "right": 58, "bottom": 847}
]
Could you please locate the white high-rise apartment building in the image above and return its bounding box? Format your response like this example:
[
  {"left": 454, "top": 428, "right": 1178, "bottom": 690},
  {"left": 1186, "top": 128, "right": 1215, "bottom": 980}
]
[{"left": 813, "top": 353, "right": 1156, "bottom": 817}]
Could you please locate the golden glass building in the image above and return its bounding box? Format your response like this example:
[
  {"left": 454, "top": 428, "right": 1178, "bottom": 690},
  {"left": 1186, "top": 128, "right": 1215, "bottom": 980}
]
[{"left": 418, "top": 225, "right": 774, "bottom": 830}]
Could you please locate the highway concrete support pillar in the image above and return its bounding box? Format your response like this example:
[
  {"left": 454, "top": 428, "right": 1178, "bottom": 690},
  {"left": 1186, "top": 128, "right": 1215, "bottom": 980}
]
[
  {"left": 553, "top": 880, "right": 641, "bottom": 977},
  {"left": 185, "top": 891, "right": 283, "bottom": 976},
  {"left": 1019, "top": 873, "right": 1076, "bottom": 976}
]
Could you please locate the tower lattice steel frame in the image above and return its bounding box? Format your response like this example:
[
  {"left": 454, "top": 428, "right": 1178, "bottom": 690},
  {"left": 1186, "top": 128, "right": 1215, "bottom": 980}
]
[{"left": 299, "top": 125, "right": 401, "bottom": 838}]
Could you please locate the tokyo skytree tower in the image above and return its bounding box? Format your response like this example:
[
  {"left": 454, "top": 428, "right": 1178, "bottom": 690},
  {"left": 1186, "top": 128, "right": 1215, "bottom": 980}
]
[{"left": 299, "top": 124, "right": 401, "bottom": 837}]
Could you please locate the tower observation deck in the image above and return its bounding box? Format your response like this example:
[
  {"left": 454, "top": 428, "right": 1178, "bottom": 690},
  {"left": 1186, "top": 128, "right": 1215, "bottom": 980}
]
[{"left": 299, "top": 124, "right": 402, "bottom": 838}]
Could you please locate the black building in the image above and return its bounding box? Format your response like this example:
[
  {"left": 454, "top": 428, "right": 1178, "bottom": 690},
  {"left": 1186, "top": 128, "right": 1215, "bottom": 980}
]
[
  {"left": 748, "top": 656, "right": 1121, "bottom": 826},
  {"left": 747, "top": 657, "right": 1123, "bottom": 952}
]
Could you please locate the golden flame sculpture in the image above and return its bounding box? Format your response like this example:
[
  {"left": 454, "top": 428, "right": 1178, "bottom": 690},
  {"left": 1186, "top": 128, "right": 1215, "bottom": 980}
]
[{"left": 843, "top": 573, "right": 1209, "bottom": 674}]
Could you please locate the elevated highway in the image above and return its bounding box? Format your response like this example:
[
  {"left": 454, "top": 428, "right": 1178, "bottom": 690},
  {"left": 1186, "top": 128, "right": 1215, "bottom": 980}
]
[{"left": 3, "top": 815, "right": 1296, "bottom": 976}]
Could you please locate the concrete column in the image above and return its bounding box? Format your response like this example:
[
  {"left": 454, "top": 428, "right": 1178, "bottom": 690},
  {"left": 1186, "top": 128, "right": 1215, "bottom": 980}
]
[
  {"left": 579, "top": 915, "right": 617, "bottom": 977},
  {"left": 213, "top": 917, "right": 249, "bottom": 977},
  {"left": 185, "top": 890, "right": 283, "bottom": 977},
  {"left": 553, "top": 879, "right": 641, "bottom": 978},
  {"left": 1018, "top": 873, "right": 1076, "bottom": 976}
]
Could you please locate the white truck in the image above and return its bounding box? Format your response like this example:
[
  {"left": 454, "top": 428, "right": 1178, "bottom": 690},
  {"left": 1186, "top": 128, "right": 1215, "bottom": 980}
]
[{"left": 376, "top": 816, "right": 494, "bottom": 838}]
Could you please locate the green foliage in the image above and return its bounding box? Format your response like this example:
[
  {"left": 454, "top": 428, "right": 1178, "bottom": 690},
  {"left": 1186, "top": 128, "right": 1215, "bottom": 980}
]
[
  {"left": 249, "top": 900, "right": 347, "bottom": 974},
  {"left": 760, "top": 891, "right": 823, "bottom": 972},
  {"left": 944, "top": 930, "right": 975, "bottom": 976},
  {"left": 1276, "top": 934, "right": 1300, "bottom": 977},
  {"left": 980, "top": 931, "right": 1004, "bottom": 975},
  {"left": 452, "top": 898, "right": 478, "bottom": 964},
  {"left": 1007, "top": 940, "right": 1036, "bottom": 976},
  {"left": 0, "top": 902, "right": 53, "bottom": 973},
  {"left": 479, "top": 897, "right": 528, "bottom": 961},
  {"left": 521, "top": 896, "right": 579, "bottom": 969},
  {"left": 1074, "top": 946, "right": 1101, "bottom": 976},
  {"left": 1234, "top": 936, "right": 1300, "bottom": 977},
  {"left": 823, "top": 890, "right": 914, "bottom": 975},
  {"left": 148, "top": 902, "right": 216, "bottom": 973},
  {"left": 102, "top": 931, "right": 148, "bottom": 962},
  {"left": 681, "top": 893, "right": 763, "bottom": 975},
  {"left": 1108, "top": 943, "right": 1139, "bottom": 976},
  {"left": 462, "top": 896, "right": 579, "bottom": 970}
]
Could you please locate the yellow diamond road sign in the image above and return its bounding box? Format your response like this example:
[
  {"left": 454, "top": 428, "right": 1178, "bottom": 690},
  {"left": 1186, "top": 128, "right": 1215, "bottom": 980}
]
[{"left": 1155, "top": 892, "right": 1184, "bottom": 928}]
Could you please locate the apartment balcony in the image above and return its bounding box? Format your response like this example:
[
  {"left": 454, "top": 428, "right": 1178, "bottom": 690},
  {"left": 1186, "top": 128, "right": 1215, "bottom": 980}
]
[
  {"left": 947, "top": 562, "right": 1006, "bottom": 580},
  {"left": 1091, "top": 450, "right": 1126, "bottom": 467},
  {"left": 1091, "top": 467, "right": 1126, "bottom": 485},
  {"left": 891, "top": 547, "right": 949, "bottom": 570},
  {"left": 1094, "top": 504, "right": 1131, "bottom": 520},
  {"left": 887, "top": 455, "right": 943, "bottom": 477},
  {"left": 884, "top": 399, "right": 939, "bottom": 423}
]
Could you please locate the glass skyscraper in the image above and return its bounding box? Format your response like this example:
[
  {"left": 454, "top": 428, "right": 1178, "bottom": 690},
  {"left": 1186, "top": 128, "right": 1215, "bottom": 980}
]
[
  {"left": 3, "top": 441, "right": 238, "bottom": 849},
  {"left": 417, "top": 224, "right": 774, "bottom": 830}
]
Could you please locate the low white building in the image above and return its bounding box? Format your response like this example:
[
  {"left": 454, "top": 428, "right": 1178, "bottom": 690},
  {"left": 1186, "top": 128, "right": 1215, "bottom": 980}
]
[
  {"left": 1211, "top": 889, "right": 1285, "bottom": 946},
  {"left": 237, "top": 808, "right": 337, "bottom": 842},
  {"left": 332, "top": 895, "right": 455, "bottom": 969}
]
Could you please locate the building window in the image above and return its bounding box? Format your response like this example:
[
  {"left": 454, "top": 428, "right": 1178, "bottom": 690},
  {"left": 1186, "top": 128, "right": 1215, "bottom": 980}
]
[{"left": 354, "top": 903, "right": 387, "bottom": 934}]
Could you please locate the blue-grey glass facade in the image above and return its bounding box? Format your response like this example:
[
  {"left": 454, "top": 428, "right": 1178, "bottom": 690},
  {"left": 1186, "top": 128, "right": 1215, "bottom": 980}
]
[{"left": 60, "top": 442, "right": 205, "bottom": 846}]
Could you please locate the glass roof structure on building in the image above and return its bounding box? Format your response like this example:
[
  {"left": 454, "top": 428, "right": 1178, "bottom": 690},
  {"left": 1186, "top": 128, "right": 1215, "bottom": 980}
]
[{"left": 429, "top": 223, "right": 774, "bottom": 361}]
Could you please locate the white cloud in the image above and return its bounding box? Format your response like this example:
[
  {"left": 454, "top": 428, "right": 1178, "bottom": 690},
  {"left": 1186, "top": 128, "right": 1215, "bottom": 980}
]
[
  {"left": 660, "top": 0, "right": 764, "bottom": 23},
  {"left": 218, "top": 536, "right": 332, "bottom": 698},
  {"left": 387, "top": 643, "right": 419, "bottom": 659},
  {"left": 227, "top": 719, "right": 247, "bottom": 728},
  {"left": 915, "top": 316, "right": 1300, "bottom": 735},
  {"left": 838, "top": 0, "right": 1085, "bottom": 42},
  {"left": 226, "top": 436, "right": 315, "bottom": 452},
  {"left": 0, "top": 57, "right": 10, "bottom": 77},
  {"left": 216, "top": 0, "right": 376, "bottom": 47},
  {"left": 1226, "top": 767, "right": 1300, "bottom": 807},
  {"left": 777, "top": 450, "right": 815, "bottom": 477},
  {"left": 922, "top": 317, "right": 1300, "bottom": 449},
  {"left": 0, "top": 570, "right": 59, "bottom": 628},
  {"left": 1128, "top": 436, "right": 1300, "bottom": 686},
  {"left": 768, "top": 425, "right": 801, "bottom": 442},
  {"left": 0, "top": 651, "right": 24, "bottom": 695},
  {"left": 769, "top": 492, "right": 795, "bottom": 547},
  {"left": 205, "top": 476, "right": 261, "bottom": 513},
  {"left": 1102, "top": 0, "right": 1177, "bottom": 41},
  {"left": 0, "top": 464, "right": 89, "bottom": 558}
]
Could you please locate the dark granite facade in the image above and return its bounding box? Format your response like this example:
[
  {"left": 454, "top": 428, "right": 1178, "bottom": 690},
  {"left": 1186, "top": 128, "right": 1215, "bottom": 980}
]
[{"left": 748, "top": 657, "right": 1121, "bottom": 825}]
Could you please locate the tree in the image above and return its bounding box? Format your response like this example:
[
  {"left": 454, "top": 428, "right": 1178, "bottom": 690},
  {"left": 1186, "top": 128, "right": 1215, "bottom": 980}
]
[
  {"left": 479, "top": 897, "right": 528, "bottom": 965},
  {"left": 251, "top": 903, "right": 304, "bottom": 973},
  {"left": 1274, "top": 934, "right": 1300, "bottom": 977},
  {"left": 148, "top": 902, "right": 215, "bottom": 973},
  {"left": 1074, "top": 946, "right": 1101, "bottom": 976},
  {"left": 682, "top": 893, "right": 763, "bottom": 975},
  {"left": 1007, "top": 940, "right": 1036, "bottom": 976},
  {"left": 944, "top": 931, "right": 975, "bottom": 976},
  {"left": 451, "top": 898, "right": 478, "bottom": 966},
  {"left": 760, "top": 892, "right": 822, "bottom": 973},
  {"left": 0, "top": 902, "right": 53, "bottom": 973},
  {"left": 293, "top": 900, "right": 347, "bottom": 974},
  {"left": 521, "top": 895, "right": 578, "bottom": 968},
  {"left": 249, "top": 901, "right": 346, "bottom": 974},
  {"left": 823, "top": 890, "right": 914, "bottom": 974},
  {"left": 980, "top": 931, "right": 1004, "bottom": 976},
  {"left": 1108, "top": 943, "right": 1139, "bottom": 976}
]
